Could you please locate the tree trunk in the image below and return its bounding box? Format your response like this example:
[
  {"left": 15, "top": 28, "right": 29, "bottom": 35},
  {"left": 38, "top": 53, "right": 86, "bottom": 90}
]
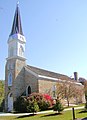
[
  {"left": 85, "top": 93, "right": 87, "bottom": 109},
  {"left": 67, "top": 98, "right": 69, "bottom": 107}
]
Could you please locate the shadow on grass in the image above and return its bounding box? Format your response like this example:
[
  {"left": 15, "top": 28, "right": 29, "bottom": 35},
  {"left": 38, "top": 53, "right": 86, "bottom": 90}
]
[
  {"left": 80, "top": 118, "right": 87, "bottom": 120},
  {"left": 73, "top": 117, "right": 87, "bottom": 120},
  {"left": 79, "top": 110, "right": 87, "bottom": 113},
  {"left": 77, "top": 110, "right": 87, "bottom": 120},
  {"left": 41, "top": 113, "right": 62, "bottom": 117},
  {"left": 16, "top": 114, "right": 36, "bottom": 119}
]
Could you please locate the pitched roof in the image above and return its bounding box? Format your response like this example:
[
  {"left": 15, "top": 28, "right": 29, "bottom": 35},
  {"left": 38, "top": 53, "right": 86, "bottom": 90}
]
[
  {"left": 10, "top": 3, "right": 23, "bottom": 36},
  {"left": 26, "top": 65, "right": 71, "bottom": 81}
]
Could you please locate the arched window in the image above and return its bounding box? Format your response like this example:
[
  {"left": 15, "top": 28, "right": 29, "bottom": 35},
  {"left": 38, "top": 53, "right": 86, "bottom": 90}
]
[
  {"left": 19, "top": 45, "right": 24, "bottom": 56},
  {"left": 28, "top": 86, "right": 31, "bottom": 95},
  {"left": 8, "top": 72, "right": 12, "bottom": 86},
  {"left": 26, "top": 86, "right": 31, "bottom": 96}
]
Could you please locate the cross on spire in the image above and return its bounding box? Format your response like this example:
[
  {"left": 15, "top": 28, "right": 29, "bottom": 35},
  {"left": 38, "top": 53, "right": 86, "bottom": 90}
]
[{"left": 17, "top": 1, "right": 19, "bottom": 5}]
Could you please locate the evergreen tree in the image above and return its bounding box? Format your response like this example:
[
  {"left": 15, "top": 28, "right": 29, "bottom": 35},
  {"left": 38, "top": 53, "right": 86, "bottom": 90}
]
[
  {"left": 14, "top": 96, "right": 28, "bottom": 113},
  {"left": 53, "top": 100, "right": 64, "bottom": 113},
  {"left": 27, "top": 100, "right": 39, "bottom": 114}
]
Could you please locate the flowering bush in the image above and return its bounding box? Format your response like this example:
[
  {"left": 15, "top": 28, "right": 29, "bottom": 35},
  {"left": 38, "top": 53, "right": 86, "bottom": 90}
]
[
  {"left": 27, "top": 93, "right": 52, "bottom": 111},
  {"left": 14, "top": 93, "right": 53, "bottom": 113},
  {"left": 43, "top": 94, "right": 53, "bottom": 106}
]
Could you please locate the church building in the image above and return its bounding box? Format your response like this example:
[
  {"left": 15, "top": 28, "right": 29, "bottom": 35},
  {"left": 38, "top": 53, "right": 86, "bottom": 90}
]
[{"left": 5, "top": 4, "right": 83, "bottom": 112}]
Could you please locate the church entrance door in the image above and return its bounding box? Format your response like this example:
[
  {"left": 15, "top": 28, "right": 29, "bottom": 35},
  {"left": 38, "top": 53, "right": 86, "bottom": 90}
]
[{"left": 8, "top": 93, "right": 13, "bottom": 112}]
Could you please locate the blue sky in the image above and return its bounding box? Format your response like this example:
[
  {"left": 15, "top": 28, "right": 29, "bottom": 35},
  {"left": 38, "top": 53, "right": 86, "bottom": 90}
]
[{"left": 0, "top": 0, "right": 87, "bottom": 79}]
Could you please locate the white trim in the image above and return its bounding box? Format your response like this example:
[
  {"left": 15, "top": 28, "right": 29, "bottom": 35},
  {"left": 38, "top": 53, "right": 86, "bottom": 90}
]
[
  {"left": 38, "top": 74, "right": 64, "bottom": 82},
  {"left": 38, "top": 75, "right": 58, "bottom": 81},
  {"left": 6, "top": 56, "right": 26, "bottom": 61},
  {"left": 8, "top": 34, "right": 26, "bottom": 43},
  {"left": 25, "top": 67, "right": 83, "bottom": 86},
  {"left": 38, "top": 74, "right": 83, "bottom": 86}
]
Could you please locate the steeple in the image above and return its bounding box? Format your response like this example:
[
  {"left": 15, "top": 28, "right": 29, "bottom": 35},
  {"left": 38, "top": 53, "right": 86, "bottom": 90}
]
[
  {"left": 7, "top": 3, "right": 26, "bottom": 60},
  {"left": 10, "top": 2, "right": 23, "bottom": 36}
]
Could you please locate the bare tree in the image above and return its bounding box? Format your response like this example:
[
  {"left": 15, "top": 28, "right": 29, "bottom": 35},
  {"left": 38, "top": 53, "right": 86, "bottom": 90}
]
[
  {"left": 84, "top": 81, "right": 87, "bottom": 109},
  {"left": 73, "top": 86, "right": 84, "bottom": 104},
  {"left": 56, "top": 81, "right": 83, "bottom": 107}
]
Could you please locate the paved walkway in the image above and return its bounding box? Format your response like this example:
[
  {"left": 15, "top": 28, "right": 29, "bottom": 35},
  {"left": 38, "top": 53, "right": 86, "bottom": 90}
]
[
  {"left": 64, "top": 106, "right": 84, "bottom": 111},
  {"left": 0, "top": 106, "right": 85, "bottom": 118}
]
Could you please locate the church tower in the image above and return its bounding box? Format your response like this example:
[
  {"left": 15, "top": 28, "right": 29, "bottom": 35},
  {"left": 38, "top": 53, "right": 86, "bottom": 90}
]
[{"left": 5, "top": 3, "right": 26, "bottom": 112}]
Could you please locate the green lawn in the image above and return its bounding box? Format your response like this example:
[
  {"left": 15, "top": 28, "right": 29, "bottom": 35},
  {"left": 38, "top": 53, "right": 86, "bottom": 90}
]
[{"left": 0, "top": 109, "right": 87, "bottom": 120}]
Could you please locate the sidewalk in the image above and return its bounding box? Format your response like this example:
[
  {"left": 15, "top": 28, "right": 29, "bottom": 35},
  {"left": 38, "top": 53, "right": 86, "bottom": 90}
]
[
  {"left": 0, "top": 106, "right": 84, "bottom": 116},
  {"left": 64, "top": 106, "right": 84, "bottom": 111}
]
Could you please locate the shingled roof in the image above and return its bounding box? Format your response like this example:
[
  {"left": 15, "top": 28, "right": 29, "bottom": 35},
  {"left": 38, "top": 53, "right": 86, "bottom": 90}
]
[{"left": 26, "top": 65, "right": 71, "bottom": 81}]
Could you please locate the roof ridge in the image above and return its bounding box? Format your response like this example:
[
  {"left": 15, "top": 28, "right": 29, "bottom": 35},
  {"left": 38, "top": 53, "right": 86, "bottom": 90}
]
[{"left": 27, "top": 65, "right": 70, "bottom": 78}]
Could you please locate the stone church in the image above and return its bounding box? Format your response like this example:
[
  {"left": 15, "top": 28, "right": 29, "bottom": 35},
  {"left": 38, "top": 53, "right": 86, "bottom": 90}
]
[{"left": 5, "top": 4, "right": 83, "bottom": 112}]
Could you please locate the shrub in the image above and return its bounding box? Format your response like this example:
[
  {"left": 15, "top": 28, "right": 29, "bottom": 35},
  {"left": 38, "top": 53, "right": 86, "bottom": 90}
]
[
  {"left": 53, "top": 100, "right": 64, "bottom": 113},
  {"left": 27, "top": 100, "right": 39, "bottom": 113},
  {"left": 14, "top": 93, "right": 53, "bottom": 113},
  {"left": 27, "top": 93, "right": 52, "bottom": 111},
  {"left": 43, "top": 94, "right": 53, "bottom": 106},
  {"left": 0, "top": 99, "right": 4, "bottom": 112},
  {"left": 14, "top": 96, "right": 28, "bottom": 113},
  {"left": 38, "top": 100, "right": 50, "bottom": 111}
]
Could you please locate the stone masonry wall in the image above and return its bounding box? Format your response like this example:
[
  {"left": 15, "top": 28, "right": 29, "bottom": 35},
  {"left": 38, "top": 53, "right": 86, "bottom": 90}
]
[
  {"left": 5, "top": 58, "right": 26, "bottom": 111},
  {"left": 25, "top": 69, "right": 38, "bottom": 94},
  {"left": 38, "top": 79, "right": 57, "bottom": 97}
]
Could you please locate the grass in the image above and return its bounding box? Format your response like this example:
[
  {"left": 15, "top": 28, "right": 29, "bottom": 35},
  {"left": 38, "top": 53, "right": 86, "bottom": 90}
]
[{"left": 0, "top": 109, "right": 87, "bottom": 120}]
